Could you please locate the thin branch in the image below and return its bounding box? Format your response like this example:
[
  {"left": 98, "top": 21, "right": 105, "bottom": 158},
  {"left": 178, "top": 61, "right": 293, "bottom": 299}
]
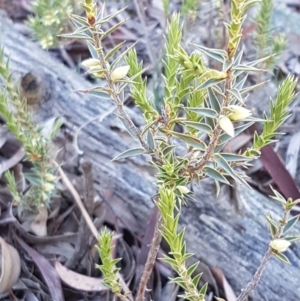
[
  {"left": 236, "top": 208, "right": 290, "bottom": 301},
  {"left": 54, "top": 160, "right": 99, "bottom": 239},
  {"left": 188, "top": 69, "right": 233, "bottom": 173},
  {"left": 91, "top": 31, "right": 150, "bottom": 153},
  {"left": 136, "top": 216, "right": 163, "bottom": 301}
]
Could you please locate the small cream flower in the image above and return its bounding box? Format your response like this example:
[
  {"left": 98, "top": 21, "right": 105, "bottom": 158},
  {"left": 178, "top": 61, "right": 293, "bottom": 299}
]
[
  {"left": 111, "top": 65, "right": 130, "bottom": 81},
  {"left": 44, "top": 173, "right": 57, "bottom": 182},
  {"left": 219, "top": 115, "right": 234, "bottom": 137},
  {"left": 269, "top": 239, "right": 291, "bottom": 253},
  {"left": 191, "top": 151, "right": 201, "bottom": 159},
  {"left": 81, "top": 58, "right": 100, "bottom": 68},
  {"left": 227, "top": 105, "right": 252, "bottom": 121},
  {"left": 177, "top": 186, "right": 190, "bottom": 194}
]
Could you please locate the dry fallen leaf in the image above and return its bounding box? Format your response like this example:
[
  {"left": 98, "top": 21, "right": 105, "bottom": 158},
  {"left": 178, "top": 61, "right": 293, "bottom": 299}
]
[
  {"left": 21, "top": 206, "right": 48, "bottom": 237},
  {"left": 55, "top": 261, "right": 108, "bottom": 292},
  {"left": 0, "top": 237, "right": 21, "bottom": 293},
  {"left": 30, "top": 207, "right": 48, "bottom": 237},
  {"left": 211, "top": 268, "right": 236, "bottom": 301},
  {"left": 15, "top": 235, "right": 65, "bottom": 301}
]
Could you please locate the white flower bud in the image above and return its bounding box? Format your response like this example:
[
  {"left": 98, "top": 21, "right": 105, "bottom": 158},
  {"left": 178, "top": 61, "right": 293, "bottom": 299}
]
[
  {"left": 111, "top": 65, "right": 130, "bottom": 81},
  {"left": 177, "top": 186, "right": 190, "bottom": 194},
  {"left": 42, "top": 182, "right": 55, "bottom": 192},
  {"left": 81, "top": 58, "right": 100, "bottom": 68},
  {"left": 269, "top": 239, "right": 291, "bottom": 253},
  {"left": 44, "top": 173, "right": 57, "bottom": 182},
  {"left": 191, "top": 151, "right": 201, "bottom": 159},
  {"left": 227, "top": 105, "right": 252, "bottom": 121},
  {"left": 219, "top": 115, "right": 234, "bottom": 137}
]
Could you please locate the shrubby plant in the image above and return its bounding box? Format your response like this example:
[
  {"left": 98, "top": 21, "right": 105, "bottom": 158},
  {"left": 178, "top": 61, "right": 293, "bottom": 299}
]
[
  {"left": 28, "top": 0, "right": 76, "bottom": 49},
  {"left": 0, "top": 0, "right": 299, "bottom": 300},
  {"left": 253, "top": 0, "right": 286, "bottom": 72},
  {"left": 0, "top": 50, "right": 60, "bottom": 212},
  {"left": 60, "top": 0, "right": 300, "bottom": 300}
]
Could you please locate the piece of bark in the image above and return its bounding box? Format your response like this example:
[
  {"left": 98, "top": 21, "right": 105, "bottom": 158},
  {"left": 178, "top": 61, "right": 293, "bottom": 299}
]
[{"left": 0, "top": 11, "right": 300, "bottom": 301}]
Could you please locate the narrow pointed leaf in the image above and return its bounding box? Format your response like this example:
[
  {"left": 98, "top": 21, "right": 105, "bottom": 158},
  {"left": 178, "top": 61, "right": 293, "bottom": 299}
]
[
  {"left": 69, "top": 14, "right": 90, "bottom": 26},
  {"left": 141, "top": 119, "right": 157, "bottom": 136},
  {"left": 85, "top": 90, "right": 111, "bottom": 100},
  {"left": 199, "top": 283, "right": 208, "bottom": 295},
  {"left": 270, "top": 188, "right": 287, "bottom": 204},
  {"left": 220, "top": 153, "right": 252, "bottom": 162},
  {"left": 85, "top": 67, "right": 106, "bottom": 74},
  {"left": 208, "top": 88, "right": 221, "bottom": 113},
  {"left": 146, "top": 130, "right": 155, "bottom": 150},
  {"left": 240, "top": 80, "right": 268, "bottom": 95},
  {"left": 182, "top": 121, "right": 212, "bottom": 134},
  {"left": 195, "top": 78, "right": 226, "bottom": 90},
  {"left": 234, "top": 65, "right": 263, "bottom": 72},
  {"left": 96, "top": 2, "right": 106, "bottom": 21},
  {"left": 112, "top": 147, "right": 144, "bottom": 161},
  {"left": 186, "top": 107, "right": 218, "bottom": 118},
  {"left": 169, "top": 131, "right": 207, "bottom": 151},
  {"left": 284, "top": 236, "right": 300, "bottom": 242},
  {"left": 87, "top": 41, "right": 98, "bottom": 59},
  {"left": 191, "top": 44, "right": 227, "bottom": 63},
  {"left": 70, "top": 18, "right": 87, "bottom": 29},
  {"left": 273, "top": 252, "right": 290, "bottom": 264},
  {"left": 228, "top": 88, "right": 244, "bottom": 104},
  {"left": 223, "top": 59, "right": 233, "bottom": 72},
  {"left": 111, "top": 42, "right": 138, "bottom": 70},
  {"left": 284, "top": 215, "right": 299, "bottom": 234},
  {"left": 105, "top": 41, "right": 126, "bottom": 61},
  {"left": 203, "top": 166, "right": 229, "bottom": 184},
  {"left": 181, "top": 252, "right": 194, "bottom": 261},
  {"left": 186, "top": 262, "right": 199, "bottom": 277},
  {"left": 233, "top": 48, "right": 244, "bottom": 66},
  {"left": 162, "top": 257, "right": 178, "bottom": 267},
  {"left": 247, "top": 54, "right": 275, "bottom": 67},
  {"left": 265, "top": 214, "right": 278, "bottom": 237},
  {"left": 101, "top": 19, "right": 127, "bottom": 40},
  {"left": 213, "top": 154, "right": 237, "bottom": 180},
  {"left": 117, "top": 115, "right": 136, "bottom": 138},
  {"left": 234, "top": 74, "right": 248, "bottom": 90},
  {"left": 95, "top": 7, "right": 127, "bottom": 25},
  {"left": 60, "top": 33, "right": 92, "bottom": 40},
  {"left": 192, "top": 273, "right": 202, "bottom": 287},
  {"left": 73, "top": 26, "right": 94, "bottom": 36},
  {"left": 162, "top": 145, "right": 177, "bottom": 156},
  {"left": 169, "top": 277, "right": 187, "bottom": 288}
]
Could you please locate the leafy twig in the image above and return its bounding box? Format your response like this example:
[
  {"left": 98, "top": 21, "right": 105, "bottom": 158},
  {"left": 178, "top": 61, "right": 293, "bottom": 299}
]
[{"left": 236, "top": 206, "right": 290, "bottom": 301}]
